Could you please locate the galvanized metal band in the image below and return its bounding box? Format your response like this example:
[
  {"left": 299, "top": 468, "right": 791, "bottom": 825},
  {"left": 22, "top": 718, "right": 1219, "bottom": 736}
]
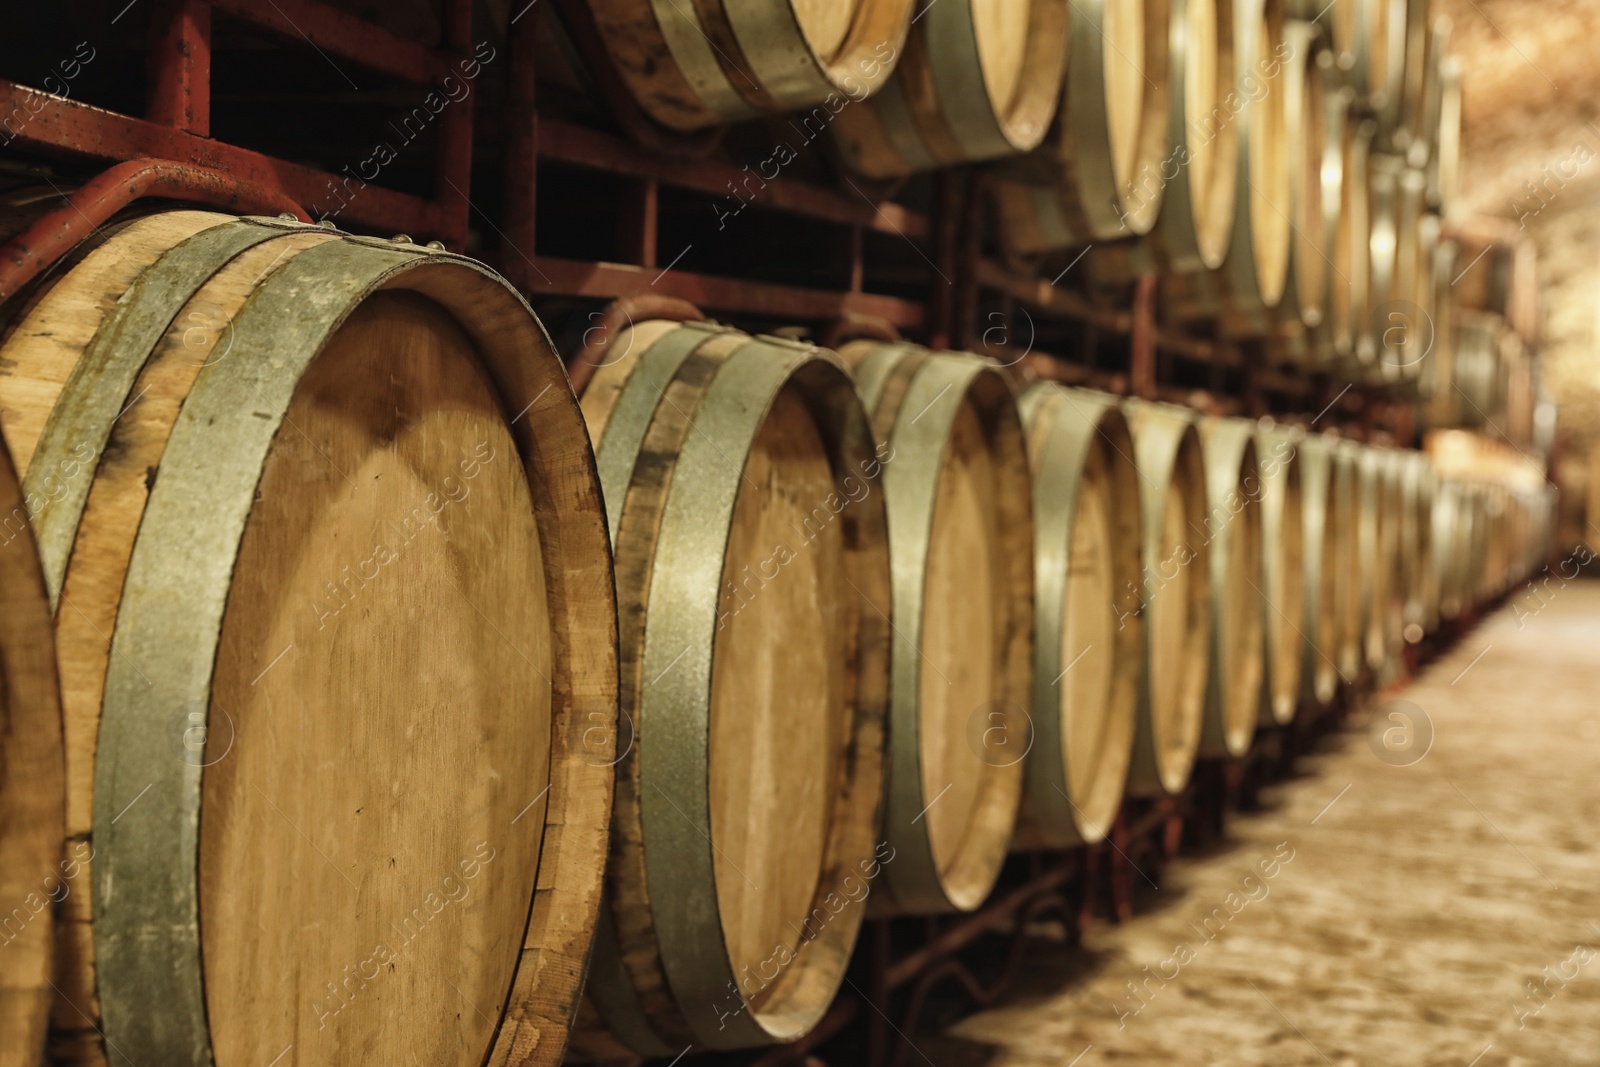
[
  {"left": 648, "top": 0, "right": 760, "bottom": 119},
  {"left": 723, "top": 0, "right": 835, "bottom": 109},
  {"left": 867, "top": 350, "right": 992, "bottom": 913},
  {"left": 638, "top": 338, "right": 819, "bottom": 1047},
  {"left": 92, "top": 237, "right": 430, "bottom": 1066},
  {"left": 1020, "top": 385, "right": 1119, "bottom": 845},
  {"left": 594, "top": 321, "right": 734, "bottom": 540},
  {"left": 923, "top": 0, "right": 1011, "bottom": 162},
  {"left": 24, "top": 218, "right": 288, "bottom": 609}
]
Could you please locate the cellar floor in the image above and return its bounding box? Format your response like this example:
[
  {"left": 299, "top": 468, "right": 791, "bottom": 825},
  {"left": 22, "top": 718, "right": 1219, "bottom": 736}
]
[{"left": 934, "top": 582, "right": 1600, "bottom": 1067}]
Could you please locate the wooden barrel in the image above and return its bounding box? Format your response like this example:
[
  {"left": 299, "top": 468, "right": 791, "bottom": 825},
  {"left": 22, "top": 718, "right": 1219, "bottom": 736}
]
[
  {"left": 1400, "top": 450, "right": 1439, "bottom": 635},
  {"left": 1357, "top": 0, "right": 1406, "bottom": 118},
  {"left": 0, "top": 440, "right": 64, "bottom": 1067},
  {"left": 993, "top": 0, "right": 1173, "bottom": 253},
  {"left": 1085, "top": 0, "right": 1237, "bottom": 284},
  {"left": 0, "top": 211, "right": 617, "bottom": 1067},
  {"left": 1014, "top": 385, "right": 1142, "bottom": 848},
  {"left": 1449, "top": 314, "right": 1512, "bottom": 428},
  {"left": 1365, "top": 448, "right": 1406, "bottom": 673},
  {"left": 1255, "top": 424, "right": 1305, "bottom": 724},
  {"left": 1165, "top": 0, "right": 1291, "bottom": 335},
  {"left": 1433, "top": 479, "right": 1471, "bottom": 622},
  {"left": 1273, "top": 21, "right": 1336, "bottom": 361},
  {"left": 1363, "top": 153, "right": 1430, "bottom": 382},
  {"left": 1428, "top": 54, "right": 1461, "bottom": 213},
  {"left": 1401, "top": 11, "right": 1448, "bottom": 168},
  {"left": 1290, "top": 431, "right": 1352, "bottom": 708},
  {"left": 1336, "top": 440, "right": 1369, "bottom": 678},
  {"left": 1328, "top": 117, "right": 1375, "bottom": 368},
  {"left": 583, "top": 0, "right": 916, "bottom": 131},
  {"left": 1197, "top": 417, "right": 1264, "bottom": 758},
  {"left": 1288, "top": 0, "right": 1355, "bottom": 82},
  {"left": 832, "top": 0, "right": 1069, "bottom": 177},
  {"left": 577, "top": 321, "right": 890, "bottom": 1052},
  {"left": 1122, "top": 399, "right": 1211, "bottom": 795},
  {"left": 840, "top": 342, "right": 1032, "bottom": 913}
]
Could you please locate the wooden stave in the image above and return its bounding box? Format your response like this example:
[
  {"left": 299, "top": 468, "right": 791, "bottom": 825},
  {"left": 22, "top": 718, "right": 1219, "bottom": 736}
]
[
  {"left": 1014, "top": 384, "right": 1142, "bottom": 848},
  {"left": 580, "top": 321, "right": 892, "bottom": 1051},
  {"left": 0, "top": 435, "right": 65, "bottom": 1067},
  {"left": 585, "top": 0, "right": 917, "bottom": 131},
  {"left": 832, "top": 0, "right": 1070, "bottom": 177},
  {"left": 0, "top": 212, "right": 618, "bottom": 1067},
  {"left": 1196, "top": 416, "right": 1265, "bottom": 758},
  {"left": 1162, "top": 0, "right": 1291, "bottom": 336},
  {"left": 842, "top": 342, "right": 1033, "bottom": 914},
  {"left": 1122, "top": 399, "right": 1212, "bottom": 796},
  {"left": 992, "top": 0, "right": 1174, "bottom": 254},
  {"left": 1255, "top": 424, "right": 1306, "bottom": 724}
]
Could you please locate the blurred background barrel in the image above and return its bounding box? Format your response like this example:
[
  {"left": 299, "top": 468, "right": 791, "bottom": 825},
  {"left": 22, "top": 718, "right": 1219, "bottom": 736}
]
[
  {"left": 833, "top": 0, "right": 1069, "bottom": 176},
  {"left": 993, "top": 0, "right": 1174, "bottom": 253},
  {"left": 581, "top": 0, "right": 916, "bottom": 130},
  {"left": 841, "top": 342, "right": 1033, "bottom": 915},
  {"left": 0, "top": 437, "right": 63, "bottom": 1067},
  {"left": 1197, "top": 417, "right": 1265, "bottom": 758},
  {"left": 578, "top": 321, "right": 891, "bottom": 1051},
  {"left": 0, "top": 210, "right": 616, "bottom": 1067},
  {"left": 1292, "top": 432, "right": 1352, "bottom": 709},
  {"left": 1256, "top": 424, "right": 1305, "bottom": 724},
  {"left": 1123, "top": 399, "right": 1211, "bottom": 795},
  {"left": 1014, "top": 385, "right": 1142, "bottom": 848}
]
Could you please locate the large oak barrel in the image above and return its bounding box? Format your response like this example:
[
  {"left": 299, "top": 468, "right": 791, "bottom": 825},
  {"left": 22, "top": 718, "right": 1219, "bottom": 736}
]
[
  {"left": 1197, "top": 417, "right": 1264, "bottom": 757},
  {"left": 0, "top": 440, "right": 64, "bottom": 1067},
  {"left": 1363, "top": 153, "right": 1430, "bottom": 382},
  {"left": 1428, "top": 53, "right": 1461, "bottom": 212},
  {"left": 1286, "top": 431, "right": 1351, "bottom": 708},
  {"left": 1014, "top": 385, "right": 1141, "bottom": 848},
  {"left": 993, "top": 0, "right": 1173, "bottom": 253},
  {"left": 832, "top": 0, "right": 1069, "bottom": 176},
  {"left": 1085, "top": 0, "right": 1237, "bottom": 284},
  {"left": 1288, "top": 0, "right": 1355, "bottom": 82},
  {"left": 1165, "top": 0, "right": 1291, "bottom": 335},
  {"left": 582, "top": 0, "right": 915, "bottom": 131},
  {"left": 0, "top": 211, "right": 617, "bottom": 1067},
  {"left": 1123, "top": 399, "right": 1211, "bottom": 795},
  {"left": 840, "top": 342, "right": 1032, "bottom": 912},
  {"left": 577, "top": 321, "right": 891, "bottom": 1051},
  {"left": 1255, "top": 425, "right": 1305, "bottom": 724}
]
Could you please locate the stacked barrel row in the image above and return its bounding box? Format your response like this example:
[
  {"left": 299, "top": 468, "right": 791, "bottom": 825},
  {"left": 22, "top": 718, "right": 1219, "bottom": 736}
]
[
  {"left": 558, "top": 312, "right": 1547, "bottom": 1060},
  {"left": 577, "top": 0, "right": 1470, "bottom": 387},
  {"left": 0, "top": 215, "right": 1551, "bottom": 1067}
]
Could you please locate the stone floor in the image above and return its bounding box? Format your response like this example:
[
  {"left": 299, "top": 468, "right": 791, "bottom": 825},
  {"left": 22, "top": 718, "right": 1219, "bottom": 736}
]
[{"left": 934, "top": 584, "right": 1600, "bottom": 1067}]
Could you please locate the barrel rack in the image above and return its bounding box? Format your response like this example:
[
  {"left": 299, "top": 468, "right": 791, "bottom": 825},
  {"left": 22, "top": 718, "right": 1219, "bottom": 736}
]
[{"left": 0, "top": 3, "right": 1452, "bottom": 1065}]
